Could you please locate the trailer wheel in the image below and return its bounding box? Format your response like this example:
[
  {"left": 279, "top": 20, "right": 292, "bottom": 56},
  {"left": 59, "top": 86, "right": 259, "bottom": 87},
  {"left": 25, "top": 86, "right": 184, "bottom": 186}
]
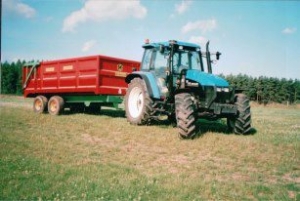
[
  {"left": 227, "top": 93, "right": 251, "bottom": 134},
  {"left": 125, "top": 78, "right": 153, "bottom": 125},
  {"left": 48, "top": 96, "right": 64, "bottom": 115},
  {"left": 33, "top": 95, "right": 48, "bottom": 114},
  {"left": 175, "top": 93, "right": 197, "bottom": 139}
]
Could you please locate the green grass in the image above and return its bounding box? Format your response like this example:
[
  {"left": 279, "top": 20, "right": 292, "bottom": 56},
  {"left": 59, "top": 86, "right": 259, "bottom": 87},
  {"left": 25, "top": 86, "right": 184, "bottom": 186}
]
[{"left": 1, "top": 95, "right": 299, "bottom": 200}]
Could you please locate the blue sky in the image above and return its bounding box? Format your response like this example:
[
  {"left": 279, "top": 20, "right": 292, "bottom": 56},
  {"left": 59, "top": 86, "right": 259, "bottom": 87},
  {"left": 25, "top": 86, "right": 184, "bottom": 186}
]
[{"left": 2, "top": 0, "right": 300, "bottom": 79}]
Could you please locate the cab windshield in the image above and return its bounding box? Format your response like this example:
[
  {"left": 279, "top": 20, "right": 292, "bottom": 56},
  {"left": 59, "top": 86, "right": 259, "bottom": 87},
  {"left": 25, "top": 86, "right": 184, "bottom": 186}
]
[
  {"left": 141, "top": 47, "right": 203, "bottom": 74},
  {"left": 172, "top": 50, "right": 201, "bottom": 74}
]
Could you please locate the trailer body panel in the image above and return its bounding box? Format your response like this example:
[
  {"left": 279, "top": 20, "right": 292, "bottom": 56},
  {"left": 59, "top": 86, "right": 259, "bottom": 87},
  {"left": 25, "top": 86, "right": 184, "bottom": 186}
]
[{"left": 23, "top": 55, "right": 140, "bottom": 98}]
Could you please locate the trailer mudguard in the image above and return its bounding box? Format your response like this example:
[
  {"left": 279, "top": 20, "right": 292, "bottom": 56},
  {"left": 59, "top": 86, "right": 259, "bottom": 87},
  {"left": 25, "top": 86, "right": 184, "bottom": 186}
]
[
  {"left": 186, "top": 70, "right": 229, "bottom": 87},
  {"left": 125, "top": 72, "right": 161, "bottom": 99}
]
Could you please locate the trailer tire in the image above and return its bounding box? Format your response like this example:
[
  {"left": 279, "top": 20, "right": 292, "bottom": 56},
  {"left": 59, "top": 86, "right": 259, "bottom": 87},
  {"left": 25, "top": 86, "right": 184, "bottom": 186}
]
[
  {"left": 175, "top": 93, "right": 197, "bottom": 139},
  {"left": 33, "top": 95, "right": 48, "bottom": 114},
  {"left": 227, "top": 93, "right": 251, "bottom": 134},
  {"left": 125, "top": 78, "right": 153, "bottom": 125},
  {"left": 48, "top": 96, "right": 64, "bottom": 115}
]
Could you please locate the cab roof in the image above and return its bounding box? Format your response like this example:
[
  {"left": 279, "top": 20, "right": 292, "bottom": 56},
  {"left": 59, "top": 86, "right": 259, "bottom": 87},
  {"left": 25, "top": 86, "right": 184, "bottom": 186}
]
[{"left": 143, "top": 40, "right": 201, "bottom": 49}]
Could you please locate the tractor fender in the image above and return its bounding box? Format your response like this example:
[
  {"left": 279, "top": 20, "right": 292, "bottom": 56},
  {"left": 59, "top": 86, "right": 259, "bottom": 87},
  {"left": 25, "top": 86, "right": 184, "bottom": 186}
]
[{"left": 125, "top": 72, "right": 161, "bottom": 99}]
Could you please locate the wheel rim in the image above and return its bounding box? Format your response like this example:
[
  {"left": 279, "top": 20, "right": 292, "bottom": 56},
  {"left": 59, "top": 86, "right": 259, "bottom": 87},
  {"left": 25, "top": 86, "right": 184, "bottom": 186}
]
[
  {"left": 128, "top": 86, "right": 144, "bottom": 118},
  {"left": 34, "top": 99, "right": 42, "bottom": 111},
  {"left": 49, "top": 100, "right": 57, "bottom": 113}
]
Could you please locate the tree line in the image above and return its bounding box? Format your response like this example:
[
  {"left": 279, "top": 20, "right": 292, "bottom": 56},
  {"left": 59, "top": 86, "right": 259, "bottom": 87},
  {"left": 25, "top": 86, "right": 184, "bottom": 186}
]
[
  {"left": 1, "top": 60, "right": 300, "bottom": 104},
  {"left": 1, "top": 60, "right": 25, "bottom": 95},
  {"left": 220, "top": 74, "right": 300, "bottom": 105}
]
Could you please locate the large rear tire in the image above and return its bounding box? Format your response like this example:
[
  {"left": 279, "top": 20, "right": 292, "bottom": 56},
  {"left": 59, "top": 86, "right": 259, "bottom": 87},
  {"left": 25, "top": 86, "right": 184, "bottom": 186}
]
[
  {"left": 125, "top": 78, "right": 154, "bottom": 125},
  {"left": 48, "top": 96, "right": 64, "bottom": 115},
  {"left": 227, "top": 93, "right": 251, "bottom": 134},
  {"left": 175, "top": 93, "right": 197, "bottom": 139},
  {"left": 33, "top": 95, "right": 48, "bottom": 114}
]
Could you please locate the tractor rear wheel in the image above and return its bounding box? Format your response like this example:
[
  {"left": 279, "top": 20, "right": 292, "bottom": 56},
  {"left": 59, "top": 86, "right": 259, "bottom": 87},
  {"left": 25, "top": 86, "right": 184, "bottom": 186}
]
[
  {"left": 48, "top": 96, "right": 64, "bottom": 115},
  {"left": 175, "top": 93, "right": 197, "bottom": 139},
  {"left": 125, "top": 78, "right": 154, "bottom": 125},
  {"left": 227, "top": 93, "right": 251, "bottom": 134},
  {"left": 33, "top": 95, "right": 48, "bottom": 114}
]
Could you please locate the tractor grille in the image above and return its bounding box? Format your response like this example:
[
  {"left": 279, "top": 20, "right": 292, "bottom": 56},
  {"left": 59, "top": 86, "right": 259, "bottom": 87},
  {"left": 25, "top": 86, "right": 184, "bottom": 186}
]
[{"left": 215, "top": 91, "right": 234, "bottom": 103}]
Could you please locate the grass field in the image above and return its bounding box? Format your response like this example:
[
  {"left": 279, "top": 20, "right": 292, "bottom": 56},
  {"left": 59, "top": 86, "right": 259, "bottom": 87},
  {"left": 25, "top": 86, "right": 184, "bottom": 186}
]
[{"left": 0, "top": 95, "right": 299, "bottom": 200}]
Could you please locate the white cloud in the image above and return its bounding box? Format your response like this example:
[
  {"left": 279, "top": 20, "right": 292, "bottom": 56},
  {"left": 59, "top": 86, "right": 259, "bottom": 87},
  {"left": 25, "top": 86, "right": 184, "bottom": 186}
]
[
  {"left": 182, "top": 19, "right": 217, "bottom": 34},
  {"left": 175, "top": 0, "right": 192, "bottom": 15},
  {"left": 282, "top": 27, "right": 296, "bottom": 34},
  {"left": 82, "top": 40, "right": 97, "bottom": 52},
  {"left": 62, "top": 0, "right": 147, "bottom": 33},
  {"left": 188, "top": 36, "right": 207, "bottom": 46},
  {"left": 3, "top": 0, "right": 36, "bottom": 18}
]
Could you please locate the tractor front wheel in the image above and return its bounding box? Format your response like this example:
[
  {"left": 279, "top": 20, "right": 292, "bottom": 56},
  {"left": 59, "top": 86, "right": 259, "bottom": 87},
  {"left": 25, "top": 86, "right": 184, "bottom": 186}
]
[
  {"left": 125, "top": 78, "right": 153, "bottom": 125},
  {"left": 175, "top": 93, "right": 197, "bottom": 139},
  {"left": 227, "top": 93, "right": 251, "bottom": 134}
]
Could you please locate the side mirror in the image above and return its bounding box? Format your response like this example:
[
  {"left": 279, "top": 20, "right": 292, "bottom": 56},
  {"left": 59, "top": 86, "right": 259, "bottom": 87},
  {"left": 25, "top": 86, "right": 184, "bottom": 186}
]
[{"left": 216, "top": 51, "right": 221, "bottom": 60}]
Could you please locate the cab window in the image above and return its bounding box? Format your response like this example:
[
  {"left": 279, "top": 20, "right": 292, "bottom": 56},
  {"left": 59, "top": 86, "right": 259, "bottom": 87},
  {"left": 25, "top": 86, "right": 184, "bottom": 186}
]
[
  {"left": 141, "top": 49, "right": 152, "bottom": 71},
  {"left": 152, "top": 50, "right": 168, "bottom": 78},
  {"left": 173, "top": 51, "right": 201, "bottom": 73}
]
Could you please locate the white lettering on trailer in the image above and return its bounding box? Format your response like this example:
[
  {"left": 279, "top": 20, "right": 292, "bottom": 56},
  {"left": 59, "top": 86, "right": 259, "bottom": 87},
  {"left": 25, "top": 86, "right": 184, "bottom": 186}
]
[
  {"left": 63, "top": 65, "right": 74, "bottom": 71},
  {"left": 45, "top": 67, "right": 55, "bottom": 72}
]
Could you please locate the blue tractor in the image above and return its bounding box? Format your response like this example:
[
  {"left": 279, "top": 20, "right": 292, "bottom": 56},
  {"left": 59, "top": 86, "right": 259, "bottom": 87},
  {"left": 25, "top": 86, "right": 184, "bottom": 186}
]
[{"left": 125, "top": 40, "right": 251, "bottom": 139}]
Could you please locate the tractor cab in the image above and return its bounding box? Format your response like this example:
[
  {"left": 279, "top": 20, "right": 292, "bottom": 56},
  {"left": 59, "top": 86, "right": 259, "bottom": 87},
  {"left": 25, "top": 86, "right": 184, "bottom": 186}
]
[
  {"left": 138, "top": 40, "right": 227, "bottom": 98},
  {"left": 141, "top": 40, "right": 203, "bottom": 76}
]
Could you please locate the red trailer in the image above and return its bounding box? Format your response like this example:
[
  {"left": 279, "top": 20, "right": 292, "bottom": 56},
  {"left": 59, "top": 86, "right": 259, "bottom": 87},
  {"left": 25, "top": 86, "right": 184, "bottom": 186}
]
[{"left": 23, "top": 55, "right": 140, "bottom": 115}]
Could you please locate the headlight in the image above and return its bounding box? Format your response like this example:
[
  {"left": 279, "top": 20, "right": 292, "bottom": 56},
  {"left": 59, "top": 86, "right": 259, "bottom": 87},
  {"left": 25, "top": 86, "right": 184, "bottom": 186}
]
[
  {"left": 216, "top": 87, "right": 229, "bottom": 92},
  {"left": 223, "top": 88, "right": 229, "bottom": 92}
]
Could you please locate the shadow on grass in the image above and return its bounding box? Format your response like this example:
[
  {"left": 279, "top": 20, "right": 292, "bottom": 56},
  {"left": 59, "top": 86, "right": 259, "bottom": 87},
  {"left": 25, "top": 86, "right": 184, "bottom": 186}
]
[
  {"left": 63, "top": 108, "right": 126, "bottom": 118},
  {"left": 193, "top": 119, "right": 257, "bottom": 139},
  {"left": 198, "top": 119, "right": 230, "bottom": 134},
  {"left": 149, "top": 118, "right": 256, "bottom": 138},
  {"left": 98, "top": 109, "right": 126, "bottom": 118},
  {"left": 63, "top": 109, "right": 257, "bottom": 139}
]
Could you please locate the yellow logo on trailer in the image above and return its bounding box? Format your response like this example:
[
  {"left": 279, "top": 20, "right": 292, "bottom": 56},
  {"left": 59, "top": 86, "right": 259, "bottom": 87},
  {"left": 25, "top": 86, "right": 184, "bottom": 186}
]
[{"left": 117, "top": 64, "right": 123, "bottom": 71}]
